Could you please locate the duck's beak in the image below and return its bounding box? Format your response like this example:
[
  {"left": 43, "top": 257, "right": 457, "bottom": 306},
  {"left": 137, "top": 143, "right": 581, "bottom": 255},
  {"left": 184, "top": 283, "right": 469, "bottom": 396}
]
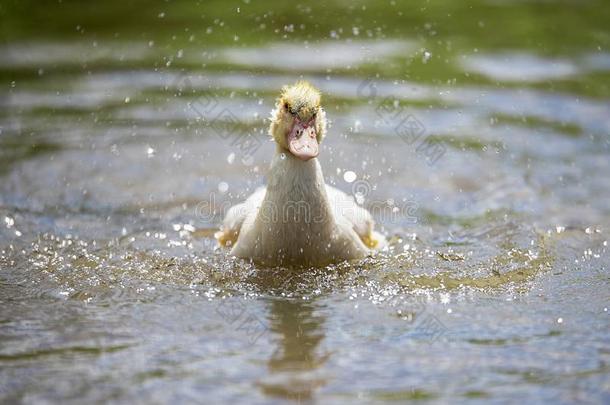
[{"left": 287, "top": 116, "right": 319, "bottom": 161}]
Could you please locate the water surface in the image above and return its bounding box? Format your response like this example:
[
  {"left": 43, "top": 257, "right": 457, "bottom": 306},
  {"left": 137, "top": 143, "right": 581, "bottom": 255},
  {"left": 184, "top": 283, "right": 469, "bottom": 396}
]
[{"left": 1, "top": 0, "right": 609, "bottom": 403}]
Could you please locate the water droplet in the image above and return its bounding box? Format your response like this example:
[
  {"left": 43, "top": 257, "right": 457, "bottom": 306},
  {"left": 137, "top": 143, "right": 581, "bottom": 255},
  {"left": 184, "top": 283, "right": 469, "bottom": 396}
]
[
  {"left": 557, "top": 318, "right": 563, "bottom": 324},
  {"left": 227, "top": 152, "right": 235, "bottom": 164},
  {"left": 343, "top": 170, "right": 357, "bottom": 183},
  {"left": 146, "top": 146, "right": 155, "bottom": 158},
  {"left": 218, "top": 182, "right": 229, "bottom": 193},
  {"left": 280, "top": 153, "right": 287, "bottom": 160},
  {"left": 422, "top": 50, "right": 432, "bottom": 63},
  {"left": 4, "top": 216, "right": 14, "bottom": 228}
]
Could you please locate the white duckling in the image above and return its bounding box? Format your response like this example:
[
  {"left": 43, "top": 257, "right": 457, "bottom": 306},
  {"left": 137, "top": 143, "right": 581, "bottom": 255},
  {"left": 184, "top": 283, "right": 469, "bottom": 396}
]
[{"left": 216, "top": 81, "right": 385, "bottom": 267}]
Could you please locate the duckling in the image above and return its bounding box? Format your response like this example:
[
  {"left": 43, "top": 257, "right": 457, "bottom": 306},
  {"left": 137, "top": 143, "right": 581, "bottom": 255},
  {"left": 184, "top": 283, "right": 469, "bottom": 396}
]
[{"left": 215, "top": 81, "right": 385, "bottom": 267}]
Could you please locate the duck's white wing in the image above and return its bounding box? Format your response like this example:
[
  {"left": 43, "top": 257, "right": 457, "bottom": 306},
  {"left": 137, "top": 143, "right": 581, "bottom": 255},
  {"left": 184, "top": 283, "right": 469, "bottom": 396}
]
[
  {"left": 325, "top": 185, "right": 386, "bottom": 249},
  {"left": 215, "top": 187, "right": 266, "bottom": 247}
]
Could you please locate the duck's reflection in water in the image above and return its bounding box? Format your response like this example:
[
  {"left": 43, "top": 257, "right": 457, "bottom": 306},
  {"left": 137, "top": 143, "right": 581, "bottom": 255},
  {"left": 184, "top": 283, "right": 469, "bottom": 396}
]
[{"left": 258, "top": 298, "right": 330, "bottom": 402}]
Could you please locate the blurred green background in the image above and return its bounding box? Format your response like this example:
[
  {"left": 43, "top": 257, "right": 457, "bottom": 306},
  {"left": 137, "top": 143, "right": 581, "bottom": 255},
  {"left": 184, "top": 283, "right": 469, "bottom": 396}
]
[{"left": 2, "top": 0, "right": 610, "bottom": 96}]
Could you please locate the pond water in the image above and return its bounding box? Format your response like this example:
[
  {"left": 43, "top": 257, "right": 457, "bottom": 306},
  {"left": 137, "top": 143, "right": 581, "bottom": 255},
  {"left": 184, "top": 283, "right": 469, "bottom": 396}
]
[{"left": 1, "top": 0, "right": 609, "bottom": 403}]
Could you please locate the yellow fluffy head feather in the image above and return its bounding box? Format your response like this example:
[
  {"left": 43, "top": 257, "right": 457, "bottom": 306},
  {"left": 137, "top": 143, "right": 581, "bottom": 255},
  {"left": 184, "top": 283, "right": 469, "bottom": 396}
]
[
  {"left": 269, "top": 81, "right": 327, "bottom": 148},
  {"left": 280, "top": 81, "right": 320, "bottom": 119}
]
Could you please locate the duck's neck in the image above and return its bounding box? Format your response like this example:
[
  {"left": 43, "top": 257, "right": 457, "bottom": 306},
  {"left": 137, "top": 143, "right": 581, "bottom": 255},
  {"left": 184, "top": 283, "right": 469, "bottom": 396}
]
[{"left": 261, "top": 146, "right": 333, "bottom": 225}]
